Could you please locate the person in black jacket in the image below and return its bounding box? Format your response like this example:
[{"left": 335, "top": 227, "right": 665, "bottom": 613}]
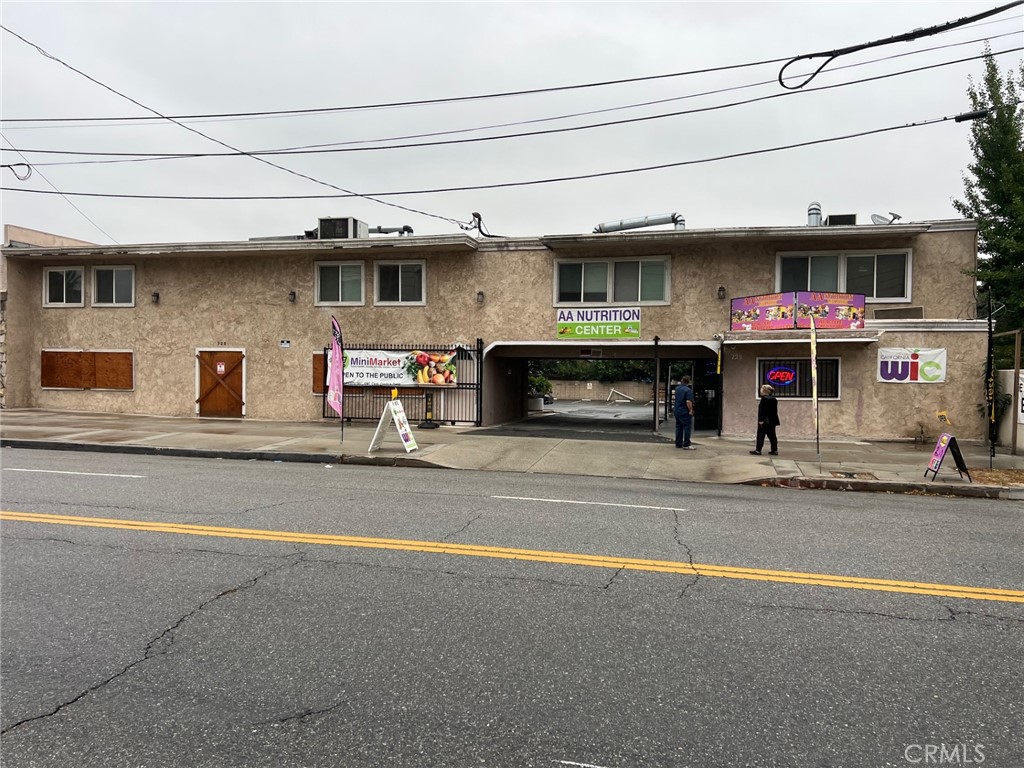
[{"left": 750, "top": 384, "right": 780, "bottom": 455}]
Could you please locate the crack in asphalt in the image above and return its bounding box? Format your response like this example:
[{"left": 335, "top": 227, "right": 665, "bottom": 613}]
[
  {"left": 442, "top": 513, "right": 483, "bottom": 542},
  {"left": 735, "top": 602, "right": 1023, "bottom": 627},
  {"left": 179, "top": 497, "right": 324, "bottom": 524},
  {"left": 673, "top": 509, "right": 700, "bottom": 599},
  {"left": 1, "top": 499, "right": 155, "bottom": 515},
  {"left": 298, "top": 553, "right": 605, "bottom": 592},
  {"left": 253, "top": 698, "right": 348, "bottom": 727},
  {"left": 946, "top": 607, "right": 1024, "bottom": 626},
  {"left": 603, "top": 566, "right": 625, "bottom": 590},
  {"left": 1, "top": 533, "right": 304, "bottom": 561},
  {"left": 0, "top": 557, "right": 300, "bottom": 737}
]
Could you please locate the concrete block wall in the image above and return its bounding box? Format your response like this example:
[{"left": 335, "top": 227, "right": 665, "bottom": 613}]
[{"left": 549, "top": 380, "right": 657, "bottom": 403}]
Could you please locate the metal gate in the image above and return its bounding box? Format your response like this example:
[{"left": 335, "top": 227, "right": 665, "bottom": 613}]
[{"left": 322, "top": 339, "right": 483, "bottom": 425}]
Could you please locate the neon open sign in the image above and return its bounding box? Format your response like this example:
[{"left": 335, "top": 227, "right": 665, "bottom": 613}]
[{"left": 767, "top": 366, "right": 797, "bottom": 386}]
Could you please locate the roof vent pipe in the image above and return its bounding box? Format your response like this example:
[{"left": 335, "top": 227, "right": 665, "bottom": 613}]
[
  {"left": 593, "top": 212, "right": 685, "bottom": 234},
  {"left": 807, "top": 202, "right": 822, "bottom": 227},
  {"left": 369, "top": 225, "right": 414, "bottom": 236}
]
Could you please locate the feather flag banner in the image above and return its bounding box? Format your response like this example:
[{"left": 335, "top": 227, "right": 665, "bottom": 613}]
[{"left": 327, "top": 316, "right": 345, "bottom": 419}]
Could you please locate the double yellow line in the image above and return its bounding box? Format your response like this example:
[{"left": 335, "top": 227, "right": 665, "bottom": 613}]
[{"left": 3, "top": 510, "right": 1023, "bottom": 604}]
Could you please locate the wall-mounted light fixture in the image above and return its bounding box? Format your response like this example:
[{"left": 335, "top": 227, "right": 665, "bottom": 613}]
[
  {"left": 717, "top": 286, "right": 726, "bottom": 300},
  {"left": 476, "top": 291, "right": 485, "bottom": 303},
  {"left": 151, "top": 292, "right": 160, "bottom": 304},
  {"left": 288, "top": 290, "right": 297, "bottom": 303}
]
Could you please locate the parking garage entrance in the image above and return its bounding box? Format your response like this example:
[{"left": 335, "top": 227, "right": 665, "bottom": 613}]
[{"left": 480, "top": 340, "right": 721, "bottom": 440}]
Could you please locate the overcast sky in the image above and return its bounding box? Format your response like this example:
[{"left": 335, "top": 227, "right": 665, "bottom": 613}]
[{"left": 1, "top": 1, "right": 1021, "bottom": 245}]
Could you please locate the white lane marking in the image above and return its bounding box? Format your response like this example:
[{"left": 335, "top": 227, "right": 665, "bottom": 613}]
[
  {"left": 557, "top": 761, "right": 614, "bottom": 768},
  {"left": 492, "top": 495, "right": 687, "bottom": 512},
  {"left": 3, "top": 468, "right": 146, "bottom": 479}
]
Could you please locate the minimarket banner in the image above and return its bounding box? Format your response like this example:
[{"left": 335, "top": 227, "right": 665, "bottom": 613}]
[
  {"left": 731, "top": 292, "right": 865, "bottom": 331},
  {"left": 556, "top": 307, "right": 641, "bottom": 339},
  {"left": 877, "top": 348, "right": 947, "bottom": 383},
  {"left": 332, "top": 348, "right": 459, "bottom": 387}
]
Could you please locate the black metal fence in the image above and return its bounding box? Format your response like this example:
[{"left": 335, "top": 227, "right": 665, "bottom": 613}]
[{"left": 322, "top": 339, "right": 484, "bottom": 425}]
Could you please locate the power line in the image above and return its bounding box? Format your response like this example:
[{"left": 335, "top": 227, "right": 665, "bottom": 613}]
[
  {"left": 8, "top": 30, "right": 1019, "bottom": 166},
  {"left": 4, "top": 10, "right": 1019, "bottom": 126},
  {"left": 778, "top": 0, "right": 1023, "bottom": 88},
  {"left": 0, "top": 56, "right": 793, "bottom": 126},
  {"left": 0, "top": 110, "right": 984, "bottom": 202},
  {"left": 0, "top": 131, "right": 119, "bottom": 243},
  {"left": 0, "top": 24, "right": 472, "bottom": 230},
  {"left": 8, "top": 45, "right": 1020, "bottom": 165}
]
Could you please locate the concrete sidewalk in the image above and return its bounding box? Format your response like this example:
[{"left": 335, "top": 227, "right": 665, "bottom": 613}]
[{"left": 1, "top": 408, "right": 1022, "bottom": 500}]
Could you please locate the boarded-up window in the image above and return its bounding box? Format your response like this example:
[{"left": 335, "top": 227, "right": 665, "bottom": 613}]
[
  {"left": 93, "top": 353, "right": 134, "bottom": 389},
  {"left": 313, "top": 353, "right": 326, "bottom": 394},
  {"left": 41, "top": 351, "right": 133, "bottom": 390}
]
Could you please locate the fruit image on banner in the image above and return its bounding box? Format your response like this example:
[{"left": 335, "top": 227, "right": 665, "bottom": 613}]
[{"left": 405, "top": 351, "right": 458, "bottom": 386}]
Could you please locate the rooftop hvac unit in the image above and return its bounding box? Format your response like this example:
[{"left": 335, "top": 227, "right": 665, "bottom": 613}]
[
  {"left": 824, "top": 214, "right": 857, "bottom": 226},
  {"left": 318, "top": 217, "right": 368, "bottom": 239}
]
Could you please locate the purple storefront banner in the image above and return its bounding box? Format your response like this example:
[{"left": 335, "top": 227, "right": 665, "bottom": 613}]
[
  {"left": 731, "top": 292, "right": 866, "bottom": 330},
  {"left": 795, "top": 292, "right": 866, "bottom": 329},
  {"left": 730, "top": 292, "right": 796, "bottom": 331}
]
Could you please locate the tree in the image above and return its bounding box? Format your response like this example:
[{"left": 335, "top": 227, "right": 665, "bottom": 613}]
[{"left": 952, "top": 49, "right": 1024, "bottom": 350}]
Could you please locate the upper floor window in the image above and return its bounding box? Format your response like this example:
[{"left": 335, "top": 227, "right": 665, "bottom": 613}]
[
  {"left": 92, "top": 266, "right": 135, "bottom": 307},
  {"left": 556, "top": 258, "right": 667, "bottom": 304},
  {"left": 778, "top": 250, "right": 911, "bottom": 302},
  {"left": 43, "top": 267, "right": 84, "bottom": 307},
  {"left": 316, "top": 261, "right": 364, "bottom": 305},
  {"left": 376, "top": 261, "right": 424, "bottom": 305}
]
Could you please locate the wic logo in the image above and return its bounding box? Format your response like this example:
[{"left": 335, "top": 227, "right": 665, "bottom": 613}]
[{"left": 877, "top": 348, "right": 947, "bottom": 383}]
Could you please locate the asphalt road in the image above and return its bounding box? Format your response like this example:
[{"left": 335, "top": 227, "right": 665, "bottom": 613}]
[{"left": 1, "top": 447, "right": 1021, "bottom": 768}]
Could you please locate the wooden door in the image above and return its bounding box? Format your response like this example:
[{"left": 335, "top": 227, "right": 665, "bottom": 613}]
[{"left": 196, "top": 351, "right": 245, "bottom": 417}]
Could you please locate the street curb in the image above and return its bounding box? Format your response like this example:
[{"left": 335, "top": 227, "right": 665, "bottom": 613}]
[
  {"left": 3, "top": 438, "right": 1019, "bottom": 497},
  {"left": 0, "top": 439, "right": 444, "bottom": 469},
  {"left": 745, "top": 476, "right": 1019, "bottom": 500}
]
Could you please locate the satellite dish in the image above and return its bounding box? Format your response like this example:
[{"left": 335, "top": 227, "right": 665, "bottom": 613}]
[{"left": 871, "top": 212, "right": 904, "bottom": 225}]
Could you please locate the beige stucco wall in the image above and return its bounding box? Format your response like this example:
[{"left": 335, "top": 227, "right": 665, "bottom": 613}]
[
  {"left": 720, "top": 330, "right": 988, "bottom": 441},
  {"left": 2, "top": 222, "right": 983, "bottom": 435}
]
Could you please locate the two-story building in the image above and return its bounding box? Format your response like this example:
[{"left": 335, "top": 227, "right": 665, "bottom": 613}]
[{"left": 0, "top": 207, "right": 988, "bottom": 441}]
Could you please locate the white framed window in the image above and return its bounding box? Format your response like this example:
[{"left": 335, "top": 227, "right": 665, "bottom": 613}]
[
  {"left": 777, "top": 250, "right": 912, "bottom": 302},
  {"left": 375, "top": 260, "right": 425, "bottom": 305},
  {"left": 43, "top": 267, "right": 85, "bottom": 307},
  {"left": 316, "top": 261, "right": 364, "bottom": 305},
  {"left": 555, "top": 258, "right": 668, "bottom": 304},
  {"left": 92, "top": 266, "right": 135, "bottom": 307}
]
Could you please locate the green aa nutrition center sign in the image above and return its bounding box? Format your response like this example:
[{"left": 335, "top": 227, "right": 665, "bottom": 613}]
[{"left": 556, "top": 308, "right": 641, "bottom": 340}]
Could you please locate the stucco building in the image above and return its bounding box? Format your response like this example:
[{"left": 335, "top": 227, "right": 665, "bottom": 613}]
[{"left": 0, "top": 209, "right": 988, "bottom": 441}]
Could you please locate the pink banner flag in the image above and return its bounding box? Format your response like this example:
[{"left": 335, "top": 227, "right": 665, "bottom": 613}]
[{"left": 327, "top": 316, "right": 345, "bottom": 417}]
